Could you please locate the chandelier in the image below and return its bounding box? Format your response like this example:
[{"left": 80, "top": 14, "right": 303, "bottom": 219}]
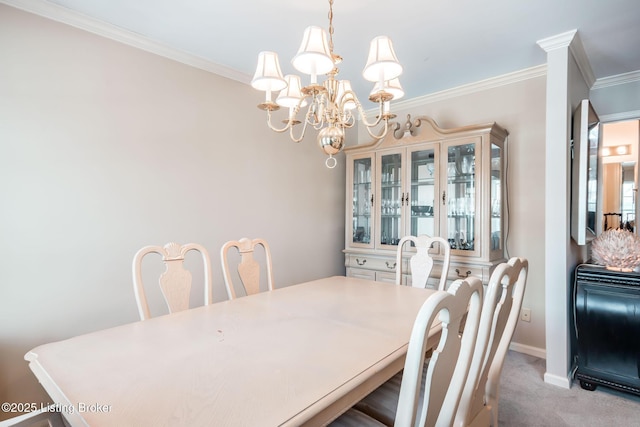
[{"left": 251, "top": 0, "right": 404, "bottom": 168}]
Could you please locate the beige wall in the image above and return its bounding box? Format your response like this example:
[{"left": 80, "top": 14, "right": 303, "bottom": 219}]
[
  {"left": 357, "top": 77, "right": 548, "bottom": 354},
  {"left": 0, "top": 5, "right": 346, "bottom": 413}
]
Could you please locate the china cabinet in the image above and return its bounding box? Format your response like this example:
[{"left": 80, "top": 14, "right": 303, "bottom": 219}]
[{"left": 344, "top": 115, "right": 508, "bottom": 286}]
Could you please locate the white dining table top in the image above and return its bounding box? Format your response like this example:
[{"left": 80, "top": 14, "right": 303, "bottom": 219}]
[{"left": 25, "top": 276, "right": 438, "bottom": 427}]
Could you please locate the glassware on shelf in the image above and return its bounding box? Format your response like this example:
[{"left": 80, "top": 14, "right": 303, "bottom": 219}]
[
  {"left": 461, "top": 156, "right": 471, "bottom": 175},
  {"left": 491, "top": 198, "right": 501, "bottom": 216},
  {"left": 352, "top": 157, "right": 372, "bottom": 245},
  {"left": 411, "top": 205, "right": 433, "bottom": 216}
]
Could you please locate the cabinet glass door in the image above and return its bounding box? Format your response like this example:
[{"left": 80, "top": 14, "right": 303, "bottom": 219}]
[
  {"left": 445, "top": 142, "right": 477, "bottom": 253},
  {"left": 490, "top": 143, "right": 502, "bottom": 251},
  {"left": 410, "top": 148, "right": 436, "bottom": 237},
  {"left": 352, "top": 157, "right": 372, "bottom": 245},
  {"left": 379, "top": 152, "right": 402, "bottom": 246}
]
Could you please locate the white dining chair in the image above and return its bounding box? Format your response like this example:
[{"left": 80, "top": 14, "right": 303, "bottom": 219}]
[
  {"left": 330, "top": 276, "right": 483, "bottom": 427},
  {"left": 396, "top": 235, "right": 451, "bottom": 290},
  {"left": 132, "top": 242, "right": 213, "bottom": 321},
  {"left": 0, "top": 405, "right": 65, "bottom": 427},
  {"left": 220, "top": 237, "right": 274, "bottom": 300},
  {"left": 453, "top": 257, "right": 529, "bottom": 427}
]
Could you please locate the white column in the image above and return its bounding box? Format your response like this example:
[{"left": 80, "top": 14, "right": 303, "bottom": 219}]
[{"left": 537, "top": 30, "right": 592, "bottom": 389}]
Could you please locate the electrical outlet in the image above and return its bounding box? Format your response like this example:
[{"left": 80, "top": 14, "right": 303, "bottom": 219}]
[{"left": 521, "top": 308, "right": 531, "bottom": 322}]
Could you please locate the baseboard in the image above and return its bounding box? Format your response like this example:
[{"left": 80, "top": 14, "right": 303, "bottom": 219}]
[
  {"left": 543, "top": 372, "right": 572, "bottom": 389},
  {"left": 509, "top": 342, "right": 546, "bottom": 359},
  {"left": 508, "top": 343, "right": 572, "bottom": 388}
]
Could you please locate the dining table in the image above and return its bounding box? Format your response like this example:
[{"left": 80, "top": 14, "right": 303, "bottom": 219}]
[{"left": 25, "top": 275, "right": 439, "bottom": 427}]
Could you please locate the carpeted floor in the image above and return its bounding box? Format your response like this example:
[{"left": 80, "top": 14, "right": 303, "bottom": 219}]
[{"left": 498, "top": 351, "right": 640, "bottom": 426}]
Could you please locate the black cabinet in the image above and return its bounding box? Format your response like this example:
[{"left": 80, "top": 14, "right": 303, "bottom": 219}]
[{"left": 573, "top": 264, "right": 640, "bottom": 395}]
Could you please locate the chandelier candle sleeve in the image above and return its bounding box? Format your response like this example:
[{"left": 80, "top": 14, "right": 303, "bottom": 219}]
[
  {"left": 251, "top": 0, "right": 405, "bottom": 168},
  {"left": 370, "top": 78, "right": 405, "bottom": 119}
]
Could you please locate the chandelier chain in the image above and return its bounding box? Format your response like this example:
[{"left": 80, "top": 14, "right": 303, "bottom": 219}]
[{"left": 328, "top": 0, "right": 335, "bottom": 56}]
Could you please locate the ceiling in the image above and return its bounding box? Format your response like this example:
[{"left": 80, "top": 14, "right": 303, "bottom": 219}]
[{"left": 21, "top": 0, "right": 640, "bottom": 103}]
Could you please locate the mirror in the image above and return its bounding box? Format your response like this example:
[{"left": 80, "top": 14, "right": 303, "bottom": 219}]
[
  {"left": 600, "top": 120, "right": 640, "bottom": 233},
  {"left": 571, "top": 100, "right": 601, "bottom": 245}
]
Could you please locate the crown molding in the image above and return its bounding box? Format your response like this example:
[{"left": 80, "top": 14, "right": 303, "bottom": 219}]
[
  {"left": 536, "top": 30, "right": 577, "bottom": 52},
  {"left": 599, "top": 110, "right": 640, "bottom": 123},
  {"left": 592, "top": 70, "right": 640, "bottom": 90},
  {"left": 0, "top": 0, "right": 252, "bottom": 85},
  {"left": 365, "top": 64, "right": 547, "bottom": 116},
  {"left": 8, "top": 0, "right": 636, "bottom": 106},
  {"left": 537, "top": 30, "right": 595, "bottom": 88},
  {"left": 568, "top": 32, "right": 596, "bottom": 88}
]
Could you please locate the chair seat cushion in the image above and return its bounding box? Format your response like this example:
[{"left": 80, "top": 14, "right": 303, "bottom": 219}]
[
  {"left": 328, "top": 408, "right": 387, "bottom": 426},
  {"left": 355, "top": 360, "right": 430, "bottom": 426},
  {"left": 354, "top": 371, "right": 402, "bottom": 426}
]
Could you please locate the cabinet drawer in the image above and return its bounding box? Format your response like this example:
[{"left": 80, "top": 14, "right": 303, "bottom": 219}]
[
  {"left": 405, "top": 262, "right": 482, "bottom": 283},
  {"left": 346, "top": 267, "right": 376, "bottom": 281},
  {"left": 347, "top": 255, "right": 401, "bottom": 272},
  {"left": 375, "top": 271, "right": 398, "bottom": 284},
  {"left": 346, "top": 268, "right": 404, "bottom": 285},
  {"left": 446, "top": 265, "right": 486, "bottom": 282}
]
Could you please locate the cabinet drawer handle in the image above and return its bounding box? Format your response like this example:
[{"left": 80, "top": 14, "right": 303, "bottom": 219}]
[
  {"left": 356, "top": 258, "right": 367, "bottom": 266},
  {"left": 386, "top": 261, "right": 397, "bottom": 270},
  {"left": 455, "top": 268, "right": 471, "bottom": 278}
]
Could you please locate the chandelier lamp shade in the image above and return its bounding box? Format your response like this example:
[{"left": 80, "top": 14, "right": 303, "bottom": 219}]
[{"left": 251, "top": 0, "right": 404, "bottom": 168}]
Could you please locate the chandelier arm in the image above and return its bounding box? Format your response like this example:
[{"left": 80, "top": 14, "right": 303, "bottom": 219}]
[
  {"left": 352, "top": 96, "right": 386, "bottom": 128},
  {"left": 266, "top": 112, "right": 294, "bottom": 133},
  {"left": 363, "top": 118, "right": 391, "bottom": 140},
  {"left": 333, "top": 112, "right": 354, "bottom": 129},
  {"left": 341, "top": 119, "right": 355, "bottom": 128},
  {"left": 265, "top": 94, "right": 313, "bottom": 133},
  {"left": 288, "top": 117, "right": 311, "bottom": 143},
  {"left": 263, "top": 109, "right": 310, "bottom": 143}
]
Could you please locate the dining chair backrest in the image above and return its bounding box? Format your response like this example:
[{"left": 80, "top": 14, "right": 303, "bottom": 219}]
[
  {"left": 395, "top": 276, "right": 483, "bottom": 427},
  {"left": 220, "top": 237, "right": 274, "bottom": 300},
  {"left": 453, "top": 257, "right": 529, "bottom": 427},
  {"left": 396, "top": 235, "right": 451, "bottom": 290},
  {"left": 132, "top": 242, "right": 213, "bottom": 321}
]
